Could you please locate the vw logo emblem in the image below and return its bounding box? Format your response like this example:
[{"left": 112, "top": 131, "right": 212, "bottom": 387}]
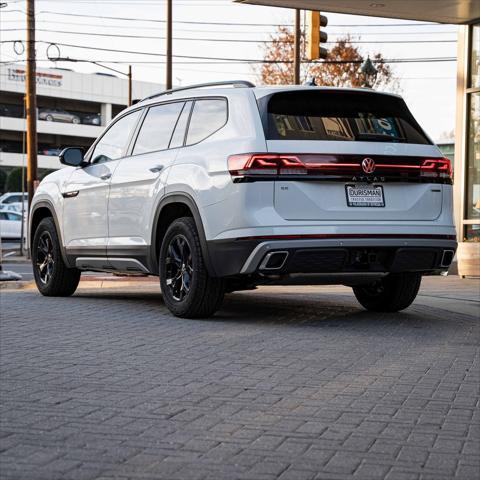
[{"left": 362, "top": 157, "right": 376, "bottom": 174}]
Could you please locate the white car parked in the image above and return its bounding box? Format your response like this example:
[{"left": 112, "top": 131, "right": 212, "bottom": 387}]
[
  {"left": 0, "top": 192, "right": 28, "bottom": 208},
  {"left": 0, "top": 209, "right": 26, "bottom": 239},
  {"left": 29, "top": 81, "right": 457, "bottom": 317}
]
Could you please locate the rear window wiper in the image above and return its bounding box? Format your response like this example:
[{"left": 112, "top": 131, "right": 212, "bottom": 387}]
[{"left": 355, "top": 133, "right": 406, "bottom": 142}]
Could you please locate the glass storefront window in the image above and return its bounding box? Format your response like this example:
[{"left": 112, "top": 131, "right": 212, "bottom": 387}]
[
  {"left": 466, "top": 92, "right": 480, "bottom": 221},
  {"left": 465, "top": 224, "right": 480, "bottom": 242},
  {"left": 471, "top": 24, "right": 480, "bottom": 88}
]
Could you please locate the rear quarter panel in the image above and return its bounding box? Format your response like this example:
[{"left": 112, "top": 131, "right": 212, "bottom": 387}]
[{"left": 166, "top": 91, "right": 267, "bottom": 239}]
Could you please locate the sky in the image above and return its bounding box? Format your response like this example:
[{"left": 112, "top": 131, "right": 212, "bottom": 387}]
[{"left": 0, "top": 0, "right": 458, "bottom": 142}]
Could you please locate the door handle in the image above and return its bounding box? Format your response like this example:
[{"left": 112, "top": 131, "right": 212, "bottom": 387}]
[
  {"left": 149, "top": 165, "right": 164, "bottom": 173},
  {"left": 100, "top": 173, "right": 112, "bottom": 180}
]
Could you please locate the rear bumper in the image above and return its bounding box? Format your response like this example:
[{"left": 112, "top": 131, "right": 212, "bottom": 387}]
[{"left": 207, "top": 236, "right": 457, "bottom": 278}]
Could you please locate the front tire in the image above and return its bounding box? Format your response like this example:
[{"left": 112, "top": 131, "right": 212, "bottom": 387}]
[
  {"left": 159, "top": 217, "right": 224, "bottom": 318},
  {"left": 353, "top": 272, "right": 422, "bottom": 312},
  {"left": 32, "top": 218, "right": 81, "bottom": 296}
]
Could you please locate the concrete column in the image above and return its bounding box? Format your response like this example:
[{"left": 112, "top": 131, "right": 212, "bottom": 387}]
[
  {"left": 454, "top": 26, "right": 468, "bottom": 241},
  {"left": 101, "top": 103, "right": 112, "bottom": 126}
]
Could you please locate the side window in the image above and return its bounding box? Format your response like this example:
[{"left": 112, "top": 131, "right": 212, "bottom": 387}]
[
  {"left": 0, "top": 213, "right": 7, "bottom": 220},
  {"left": 133, "top": 102, "right": 185, "bottom": 155},
  {"left": 91, "top": 109, "right": 142, "bottom": 164},
  {"left": 186, "top": 99, "right": 227, "bottom": 145},
  {"left": 5, "top": 195, "right": 21, "bottom": 204},
  {"left": 169, "top": 101, "right": 193, "bottom": 149}
]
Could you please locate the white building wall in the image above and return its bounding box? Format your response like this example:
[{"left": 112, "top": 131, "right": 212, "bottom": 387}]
[{"left": 0, "top": 64, "right": 162, "bottom": 170}]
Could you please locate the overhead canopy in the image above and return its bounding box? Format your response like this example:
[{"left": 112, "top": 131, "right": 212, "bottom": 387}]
[{"left": 235, "top": 0, "right": 480, "bottom": 25}]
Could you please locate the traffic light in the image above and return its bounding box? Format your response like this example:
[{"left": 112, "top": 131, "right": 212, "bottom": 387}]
[{"left": 307, "top": 11, "right": 328, "bottom": 61}]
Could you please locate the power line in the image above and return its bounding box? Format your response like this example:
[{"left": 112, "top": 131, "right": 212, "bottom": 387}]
[
  {"left": 1, "top": 9, "right": 455, "bottom": 29},
  {"left": 0, "top": 29, "right": 458, "bottom": 44},
  {"left": 32, "top": 40, "right": 456, "bottom": 64},
  {"left": 1, "top": 18, "right": 458, "bottom": 36}
]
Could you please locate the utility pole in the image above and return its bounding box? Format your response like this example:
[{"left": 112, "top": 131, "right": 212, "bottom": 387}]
[
  {"left": 128, "top": 65, "right": 132, "bottom": 106},
  {"left": 166, "top": 0, "right": 172, "bottom": 90},
  {"left": 26, "top": 0, "right": 38, "bottom": 209},
  {"left": 293, "top": 9, "right": 301, "bottom": 85}
]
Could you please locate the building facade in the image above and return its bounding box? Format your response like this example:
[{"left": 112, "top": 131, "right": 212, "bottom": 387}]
[
  {"left": 0, "top": 64, "right": 161, "bottom": 175},
  {"left": 455, "top": 25, "right": 479, "bottom": 244}
]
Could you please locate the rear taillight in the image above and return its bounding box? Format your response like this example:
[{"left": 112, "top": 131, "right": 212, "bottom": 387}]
[
  {"left": 228, "top": 153, "right": 453, "bottom": 184},
  {"left": 420, "top": 158, "right": 453, "bottom": 180},
  {"left": 228, "top": 154, "right": 307, "bottom": 176}
]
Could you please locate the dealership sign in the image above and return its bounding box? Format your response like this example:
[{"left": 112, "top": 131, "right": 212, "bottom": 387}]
[{"left": 7, "top": 68, "right": 63, "bottom": 87}]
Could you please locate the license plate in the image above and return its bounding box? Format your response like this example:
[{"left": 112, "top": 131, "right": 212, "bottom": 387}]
[{"left": 346, "top": 184, "right": 385, "bottom": 207}]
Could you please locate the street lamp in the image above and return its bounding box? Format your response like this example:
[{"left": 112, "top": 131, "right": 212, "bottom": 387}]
[{"left": 359, "top": 56, "right": 378, "bottom": 88}]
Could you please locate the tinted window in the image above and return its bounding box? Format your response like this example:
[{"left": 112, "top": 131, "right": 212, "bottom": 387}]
[
  {"left": 264, "top": 91, "right": 431, "bottom": 145},
  {"left": 169, "top": 101, "right": 192, "bottom": 149},
  {"left": 1, "top": 212, "right": 20, "bottom": 220},
  {"left": 186, "top": 99, "right": 227, "bottom": 145},
  {"left": 4, "top": 195, "right": 24, "bottom": 204},
  {"left": 91, "top": 109, "right": 141, "bottom": 164},
  {"left": 133, "top": 102, "right": 185, "bottom": 155}
]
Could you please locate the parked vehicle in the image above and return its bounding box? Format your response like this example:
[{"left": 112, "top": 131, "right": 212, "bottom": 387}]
[
  {"left": 0, "top": 192, "right": 28, "bottom": 207},
  {"left": 82, "top": 113, "right": 101, "bottom": 126},
  {"left": 40, "top": 147, "right": 63, "bottom": 157},
  {"left": 0, "top": 209, "right": 25, "bottom": 239},
  {"left": 29, "top": 82, "right": 457, "bottom": 317},
  {"left": 38, "top": 109, "right": 81, "bottom": 124},
  {"left": 1, "top": 202, "right": 25, "bottom": 213}
]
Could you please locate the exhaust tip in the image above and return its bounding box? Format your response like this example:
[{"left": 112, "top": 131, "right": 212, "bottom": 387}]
[
  {"left": 259, "top": 251, "right": 289, "bottom": 270},
  {"left": 440, "top": 249, "right": 455, "bottom": 268}
]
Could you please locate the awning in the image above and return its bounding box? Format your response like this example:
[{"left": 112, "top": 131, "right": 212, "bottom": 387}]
[{"left": 234, "top": 0, "right": 480, "bottom": 25}]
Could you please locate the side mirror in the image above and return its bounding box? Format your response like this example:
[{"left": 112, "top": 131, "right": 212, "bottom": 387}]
[{"left": 59, "top": 147, "right": 85, "bottom": 167}]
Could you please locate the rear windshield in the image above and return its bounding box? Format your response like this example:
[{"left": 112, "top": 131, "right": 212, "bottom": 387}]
[{"left": 263, "top": 90, "right": 431, "bottom": 145}]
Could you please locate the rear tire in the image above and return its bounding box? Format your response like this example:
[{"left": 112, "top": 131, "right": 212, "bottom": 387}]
[
  {"left": 32, "top": 218, "right": 81, "bottom": 296},
  {"left": 353, "top": 272, "right": 422, "bottom": 312},
  {"left": 159, "top": 217, "right": 224, "bottom": 318}
]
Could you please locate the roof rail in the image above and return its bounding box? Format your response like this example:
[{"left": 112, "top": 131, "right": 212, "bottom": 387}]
[{"left": 141, "top": 80, "right": 255, "bottom": 102}]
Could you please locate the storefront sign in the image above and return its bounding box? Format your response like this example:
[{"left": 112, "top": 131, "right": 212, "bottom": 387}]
[{"left": 7, "top": 68, "right": 63, "bottom": 87}]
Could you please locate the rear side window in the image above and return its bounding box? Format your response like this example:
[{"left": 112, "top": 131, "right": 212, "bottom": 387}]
[
  {"left": 4, "top": 195, "right": 22, "bottom": 204},
  {"left": 133, "top": 102, "right": 185, "bottom": 155},
  {"left": 186, "top": 98, "right": 227, "bottom": 145},
  {"left": 264, "top": 90, "right": 431, "bottom": 145}
]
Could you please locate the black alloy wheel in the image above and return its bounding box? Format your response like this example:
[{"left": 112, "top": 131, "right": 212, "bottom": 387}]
[
  {"left": 36, "top": 231, "right": 55, "bottom": 285},
  {"left": 32, "top": 217, "right": 81, "bottom": 296},
  {"left": 159, "top": 217, "right": 225, "bottom": 318},
  {"left": 165, "top": 234, "right": 193, "bottom": 301}
]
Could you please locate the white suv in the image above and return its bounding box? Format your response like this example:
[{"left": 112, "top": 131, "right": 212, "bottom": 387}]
[{"left": 29, "top": 81, "right": 457, "bottom": 318}]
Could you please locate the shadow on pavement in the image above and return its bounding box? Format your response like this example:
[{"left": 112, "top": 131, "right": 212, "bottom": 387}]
[{"left": 69, "top": 287, "right": 465, "bottom": 332}]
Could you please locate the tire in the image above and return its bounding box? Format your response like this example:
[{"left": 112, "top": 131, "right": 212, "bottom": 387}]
[
  {"left": 72, "top": 117, "right": 80, "bottom": 124},
  {"left": 45, "top": 114, "right": 53, "bottom": 121},
  {"left": 353, "top": 272, "right": 422, "bottom": 312},
  {"left": 32, "top": 217, "right": 81, "bottom": 296},
  {"left": 159, "top": 217, "right": 224, "bottom": 318}
]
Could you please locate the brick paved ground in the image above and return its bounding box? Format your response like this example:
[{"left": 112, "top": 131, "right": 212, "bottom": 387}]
[{"left": 0, "top": 276, "right": 479, "bottom": 480}]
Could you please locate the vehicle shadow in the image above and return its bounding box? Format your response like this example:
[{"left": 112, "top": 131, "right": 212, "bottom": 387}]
[{"left": 72, "top": 286, "right": 439, "bottom": 330}]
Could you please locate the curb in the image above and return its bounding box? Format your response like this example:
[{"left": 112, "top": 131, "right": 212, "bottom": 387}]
[
  {"left": 0, "top": 256, "right": 29, "bottom": 264},
  {"left": 1, "top": 278, "right": 159, "bottom": 291}
]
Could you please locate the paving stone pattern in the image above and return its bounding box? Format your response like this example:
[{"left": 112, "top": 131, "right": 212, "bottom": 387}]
[{"left": 0, "top": 277, "right": 479, "bottom": 479}]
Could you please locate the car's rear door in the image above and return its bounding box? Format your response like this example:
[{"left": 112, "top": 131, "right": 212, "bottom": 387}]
[
  {"left": 107, "top": 100, "right": 192, "bottom": 261},
  {"left": 259, "top": 89, "right": 446, "bottom": 222}
]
